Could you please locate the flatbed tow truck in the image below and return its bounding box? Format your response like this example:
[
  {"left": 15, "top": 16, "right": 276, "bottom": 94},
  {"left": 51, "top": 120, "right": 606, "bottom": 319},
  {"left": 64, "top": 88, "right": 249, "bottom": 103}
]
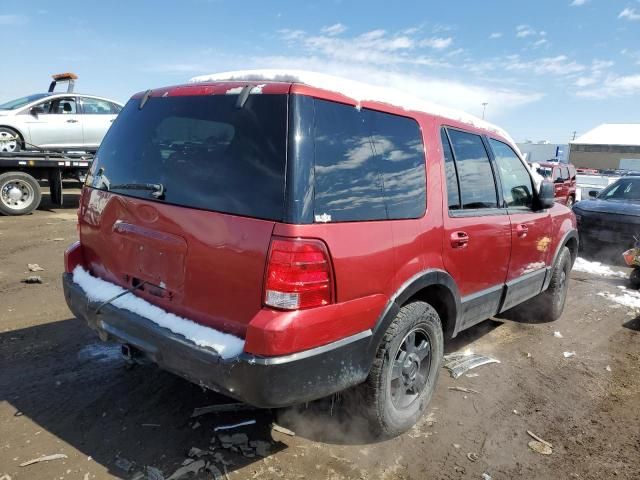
[
  {"left": 0, "top": 73, "right": 93, "bottom": 216},
  {"left": 0, "top": 150, "right": 92, "bottom": 215}
]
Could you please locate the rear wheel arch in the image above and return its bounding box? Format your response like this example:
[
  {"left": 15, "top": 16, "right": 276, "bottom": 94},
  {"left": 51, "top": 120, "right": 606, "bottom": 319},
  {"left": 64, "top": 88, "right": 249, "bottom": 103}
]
[{"left": 369, "top": 270, "right": 461, "bottom": 361}]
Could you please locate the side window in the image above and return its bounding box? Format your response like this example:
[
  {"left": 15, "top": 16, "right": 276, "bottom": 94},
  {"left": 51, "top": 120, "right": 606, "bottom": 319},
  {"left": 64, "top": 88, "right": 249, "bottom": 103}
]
[
  {"left": 82, "top": 97, "right": 118, "bottom": 115},
  {"left": 447, "top": 129, "right": 498, "bottom": 209},
  {"left": 440, "top": 129, "right": 460, "bottom": 210},
  {"left": 370, "top": 111, "right": 426, "bottom": 219},
  {"left": 552, "top": 167, "right": 562, "bottom": 182},
  {"left": 560, "top": 166, "right": 569, "bottom": 181},
  {"left": 50, "top": 97, "right": 77, "bottom": 114},
  {"left": 489, "top": 139, "right": 533, "bottom": 208},
  {"left": 33, "top": 100, "right": 52, "bottom": 114},
  {"left": 313, "top": 101, "right": 386, "bottom": 222},
  {"left": 313, "top": 100, "right": 426, "bottom": 222},
  {"left": 110, "top": 102, "right": 122, "bottom": 114}
]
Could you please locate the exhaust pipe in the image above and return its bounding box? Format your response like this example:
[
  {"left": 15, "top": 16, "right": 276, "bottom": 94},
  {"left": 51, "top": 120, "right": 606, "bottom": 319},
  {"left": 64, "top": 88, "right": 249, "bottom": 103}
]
[{"left": 121, "top": 343, "right": 144, "bottom": 363}]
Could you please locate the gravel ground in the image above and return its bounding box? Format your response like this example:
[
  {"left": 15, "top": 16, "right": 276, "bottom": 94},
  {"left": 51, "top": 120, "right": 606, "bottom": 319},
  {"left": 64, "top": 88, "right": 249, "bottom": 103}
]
[{"left": 0, "top": 190, "right": 639, "bottom": 480}]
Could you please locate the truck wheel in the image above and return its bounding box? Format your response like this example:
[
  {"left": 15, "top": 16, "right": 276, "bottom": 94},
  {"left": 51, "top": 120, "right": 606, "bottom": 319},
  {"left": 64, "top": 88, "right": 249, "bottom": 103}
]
[
  {"left": 0, "top": 172, "right": 42, "bottom": 215},
  {"left": 359, "top": 301, "right": 443, "bottom": 438},
  {"left": 0, "top": 127, "right": 21, "bottom": 153}
]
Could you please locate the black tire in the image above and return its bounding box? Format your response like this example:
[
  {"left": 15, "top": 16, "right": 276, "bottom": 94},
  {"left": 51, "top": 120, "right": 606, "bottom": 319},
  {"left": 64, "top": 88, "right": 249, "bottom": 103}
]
[
  {"left": 512, "top": 247, "right": 572, "bottom": 322},
  {"left": 0, "top": 171, "right": 42, "bottom": 216},
  {"left": 0, "top": 127, "right": 22, "bottom": 153},
  {"left": 357, "top": 301, "right": 443, "bottom": 438},
  {"left": 630, "top": 268, "right": 640, "bottom": 290}
]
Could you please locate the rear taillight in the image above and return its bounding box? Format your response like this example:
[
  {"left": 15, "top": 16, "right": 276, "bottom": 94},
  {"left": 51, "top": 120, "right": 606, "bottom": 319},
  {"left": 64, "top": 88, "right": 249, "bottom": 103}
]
[
  {"left": 64, "top": 241, "right": 84, "bottom": 273},
  {"left": 264, "top": 237, "right": 334, "bottom": 310}
]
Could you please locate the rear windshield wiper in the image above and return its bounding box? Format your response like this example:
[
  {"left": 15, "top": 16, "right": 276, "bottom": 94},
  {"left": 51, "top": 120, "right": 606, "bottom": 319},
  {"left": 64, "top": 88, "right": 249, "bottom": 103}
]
[{"left": 108, "top": 183, "right": 165, "bottom": 199}]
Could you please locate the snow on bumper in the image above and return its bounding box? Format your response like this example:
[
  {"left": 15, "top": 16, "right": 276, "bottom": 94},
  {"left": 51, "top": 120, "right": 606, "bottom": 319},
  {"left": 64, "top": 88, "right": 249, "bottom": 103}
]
[{"left": 62, "top": 272, "right": 372, "bottom": 407}]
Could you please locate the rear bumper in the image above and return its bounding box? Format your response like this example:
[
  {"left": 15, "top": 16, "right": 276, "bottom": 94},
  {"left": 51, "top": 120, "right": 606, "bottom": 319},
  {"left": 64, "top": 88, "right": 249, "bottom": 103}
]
[{"left": 62, "top": 273, "right": 371, "bottom": 408}]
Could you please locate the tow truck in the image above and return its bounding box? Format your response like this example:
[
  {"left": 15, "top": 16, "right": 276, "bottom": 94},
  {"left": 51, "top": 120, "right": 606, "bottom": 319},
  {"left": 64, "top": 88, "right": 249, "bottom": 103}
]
[{"left": 0, "top": 74, "right": 94, "bottom": 216}]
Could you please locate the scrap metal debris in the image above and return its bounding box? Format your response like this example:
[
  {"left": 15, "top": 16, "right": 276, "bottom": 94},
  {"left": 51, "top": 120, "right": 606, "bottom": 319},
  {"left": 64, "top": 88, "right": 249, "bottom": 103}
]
[
  {"left": 448, "top": 386, "right": 480, "bottom": 394},
  {"left": 467, "top": 452, "right": 479, "bottom": 462},
  {"left": 443, "top": 351, "right": 500, "bottom": 379},
  {"left": 214, "top": 419, "right": 256, "bottom": 432},
  {"left": 271, "top": 423, "right": 296, "bottom": 436},
  {"left": 191, "top": 403, "right": 256, "bottom": 417},
  {"left": 527, "top": 430, "right": 553, "bottom": 455},
  {"left": 166, "top": 459, "right": 205, "bottom": 480},
  {"left": 19, "top": 453, "right": 68, "bottom": 467},
  {"left": 21, "top": 275, "right": 43, "bottom": 284},
  {"left": 563, "top": 351, "right": 576, "bottom": 358},
  {"left": 553, "top": 331, "right": 563, "bottom": 338},
  {"left": 115, "top": 456, "right": 134, "bottom": 472},
  {"left": 28, "top": 264, "right": 45, "bottom": 272},
  {"left": 482, "top": 473, "right": 493, "bottom": 480}
]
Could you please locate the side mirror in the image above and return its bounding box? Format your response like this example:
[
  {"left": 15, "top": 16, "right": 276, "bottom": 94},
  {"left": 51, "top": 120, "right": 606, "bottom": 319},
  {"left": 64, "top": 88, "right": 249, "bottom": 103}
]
[
  {"left": 537, "top": 181, "right": 555, "bottom": 209},
  {"left": 588, "top": 190, "right": 598, "bottom": 198}
]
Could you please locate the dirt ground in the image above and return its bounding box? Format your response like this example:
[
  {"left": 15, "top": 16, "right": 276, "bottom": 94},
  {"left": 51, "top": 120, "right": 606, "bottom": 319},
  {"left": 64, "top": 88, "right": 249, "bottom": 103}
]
[{"left": 1, "top": 189, "right": 639, "bottom": 480}]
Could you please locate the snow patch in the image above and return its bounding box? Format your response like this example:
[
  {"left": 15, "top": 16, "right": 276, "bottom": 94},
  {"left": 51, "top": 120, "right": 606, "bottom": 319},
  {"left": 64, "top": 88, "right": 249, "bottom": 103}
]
[
  {"left": 189, "top": 69, "right": 520, "bottom": 152},
  {"left": 72, "top": 267, "right": 245, "bottom": 359},
  {"left": 573, "top": 257, "right": 626, "bottom": 278},
  {"left": 78, "top": 343, "right": 122, "bottom": 364},
  {"left": 598, "top": 286, "right": 640, "bottom": 310}
]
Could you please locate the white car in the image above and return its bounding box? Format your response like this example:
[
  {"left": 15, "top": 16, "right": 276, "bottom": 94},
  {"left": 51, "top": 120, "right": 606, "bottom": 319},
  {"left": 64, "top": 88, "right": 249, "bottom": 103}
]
[{"left": 0, "top": 92, "right": 123, "bottom": 153}]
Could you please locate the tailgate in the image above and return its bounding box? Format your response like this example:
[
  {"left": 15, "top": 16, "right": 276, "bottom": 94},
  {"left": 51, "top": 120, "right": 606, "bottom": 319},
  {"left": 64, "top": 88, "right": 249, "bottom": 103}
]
[{"left": 79, "top": 189, "right": 275, "bottom": 337}]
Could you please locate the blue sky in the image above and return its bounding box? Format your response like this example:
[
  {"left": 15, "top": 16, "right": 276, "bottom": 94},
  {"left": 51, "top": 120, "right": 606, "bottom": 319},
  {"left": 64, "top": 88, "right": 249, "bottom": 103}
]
[{"left": 1, "top": 0, "right": 639, "bottom": 143}]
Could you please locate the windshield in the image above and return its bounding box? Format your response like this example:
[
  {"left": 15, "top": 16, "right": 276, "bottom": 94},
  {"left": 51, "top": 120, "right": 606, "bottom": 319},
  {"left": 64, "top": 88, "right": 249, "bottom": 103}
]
[
  {"left": 598, "top": 177, "right": 640, "bottom": 201},
  {"left": 88, "top": 94, "right": 288, "bottom": 221},
  {"left": 0, "top": 93, "right": 50, "bottom": 110}
]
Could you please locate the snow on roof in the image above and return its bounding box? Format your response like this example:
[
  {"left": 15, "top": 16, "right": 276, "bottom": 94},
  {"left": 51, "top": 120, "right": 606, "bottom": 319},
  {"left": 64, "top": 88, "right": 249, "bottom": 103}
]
[
  {"left": 189, "top": 69, "right": 519, "bottom": 152},
  {"left": 572, "top": 124, "right": 640, "bottom": 147}
]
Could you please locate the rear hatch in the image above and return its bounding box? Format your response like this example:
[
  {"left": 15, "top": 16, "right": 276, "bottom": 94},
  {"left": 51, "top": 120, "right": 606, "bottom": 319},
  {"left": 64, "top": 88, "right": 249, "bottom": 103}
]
[{"left": 78, "top": 86, "right": 289, "bottom": 337}]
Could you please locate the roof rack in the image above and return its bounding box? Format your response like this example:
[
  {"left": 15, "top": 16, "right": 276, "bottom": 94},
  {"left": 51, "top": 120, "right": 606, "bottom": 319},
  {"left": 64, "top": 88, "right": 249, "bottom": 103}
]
[{"left": 48, "top": 72, "right": 79, "bottom": 93}]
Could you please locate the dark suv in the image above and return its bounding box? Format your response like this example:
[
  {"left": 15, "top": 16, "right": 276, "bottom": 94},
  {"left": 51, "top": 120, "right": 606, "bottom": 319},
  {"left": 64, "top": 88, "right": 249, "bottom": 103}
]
[{"left": 63, "top": 75, "right": 578, "bottom": 437}]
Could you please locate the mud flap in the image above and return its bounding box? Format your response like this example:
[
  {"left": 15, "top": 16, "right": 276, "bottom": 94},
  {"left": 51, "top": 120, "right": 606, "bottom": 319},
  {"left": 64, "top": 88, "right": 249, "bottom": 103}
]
[{"left": 48, "top": 168, "right": 63, "bottom": 206}]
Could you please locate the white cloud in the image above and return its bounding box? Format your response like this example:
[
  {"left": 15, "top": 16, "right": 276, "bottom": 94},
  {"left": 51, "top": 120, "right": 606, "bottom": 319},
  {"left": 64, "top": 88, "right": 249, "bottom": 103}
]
[
  {"left": 570, "top": 0, "right": 588, "bottom": 6},
  {"left": 505, "top": 55, "right": 585, "bottom": 75},
  {"left": 577, "top": 74, "right": 640, "bottom": 98},
  {"left": 419, "top": 37, "right": 453, "bottom": 50},
  {"left": 489, "top": 32, "right": 503, "bottom": 39},
  {"left": 321, "top": 23, "right": 347, "bottom": 36},
  {"left": 532, "top": 38, "right": 549, "bottom": 47},
  {"left": 0, "top": 14, "right": 27, "bottom": 25},
  {"left": 516, "top": 25, "right": 536, "bottom": 38},
  {"left": 574, "top": 77, "right": 597, "bottom": 87},
  {"left": 619, "top": 8, "right": 640, "bottom": 21}
]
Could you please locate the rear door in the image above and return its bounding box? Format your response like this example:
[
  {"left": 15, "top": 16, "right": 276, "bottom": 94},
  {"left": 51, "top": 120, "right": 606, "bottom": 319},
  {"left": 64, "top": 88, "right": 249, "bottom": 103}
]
[
  {"left": 79, "top": 97, "right": 121, "bottom": 148},
  {"left": 25, "top": 96, "right": 83, "bottom": 148},
  {"left": 488, "top": 139, "right": 551, "bottom": 311},
  {"left": 440, "top": 128, "right": 511, "bottom": 329}
]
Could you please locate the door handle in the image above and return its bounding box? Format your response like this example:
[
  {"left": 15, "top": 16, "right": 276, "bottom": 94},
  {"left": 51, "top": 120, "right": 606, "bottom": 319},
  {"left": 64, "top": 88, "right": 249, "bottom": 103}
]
[
  {"left": 516, "top": 224, "right": 529, "bottom": 237},
  {"left": 450, "top": 231, "right": 469, "bottom": 248},
  {"left": 66, "top": 119, "right": 78, "bottom": 123}
]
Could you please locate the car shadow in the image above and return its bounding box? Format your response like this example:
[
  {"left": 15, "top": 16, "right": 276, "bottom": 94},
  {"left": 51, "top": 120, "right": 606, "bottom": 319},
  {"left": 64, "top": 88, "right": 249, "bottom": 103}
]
[
  {"left": 0, "top": 318, "right": 284, "bottom": 478},
  {"left": 623, "top": 316, "right": 640, "bottom": 331},
  {"left": 35, "top": 182, "right": 82, "bottom": 213},
  {"left": 1, "top": 316, "right": 504, "bottom": 459}
]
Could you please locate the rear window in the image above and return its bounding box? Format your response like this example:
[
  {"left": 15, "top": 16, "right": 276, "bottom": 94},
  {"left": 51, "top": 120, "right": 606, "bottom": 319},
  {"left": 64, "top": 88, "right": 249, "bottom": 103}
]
[
  {"left": 88, "top": 94, "right": 287, "bottom": 220},
  {"left": 312, "top": 99, "right": 426, "bottom": 222}
]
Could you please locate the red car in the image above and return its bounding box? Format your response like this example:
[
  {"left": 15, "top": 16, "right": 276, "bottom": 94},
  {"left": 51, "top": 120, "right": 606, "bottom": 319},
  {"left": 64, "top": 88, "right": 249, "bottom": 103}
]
[
  {"left": 535, "top": 162, "right": 578, "bottom": 206},
  {"left": 63, "top": 73, "right": 578, "bottom": 437}
]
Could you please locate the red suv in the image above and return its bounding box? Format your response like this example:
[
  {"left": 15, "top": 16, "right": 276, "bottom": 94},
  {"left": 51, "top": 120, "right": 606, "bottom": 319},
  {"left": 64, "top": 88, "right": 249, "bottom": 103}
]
[
  {"left": 63, "top": 75, "right": 578, "bottom": 437},
  {"left": 535, "top": 162, "right": 577, "bottom": 206}
]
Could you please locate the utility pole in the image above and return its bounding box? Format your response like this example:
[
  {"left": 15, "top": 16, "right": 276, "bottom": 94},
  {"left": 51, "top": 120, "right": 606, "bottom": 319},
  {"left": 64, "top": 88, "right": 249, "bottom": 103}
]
[
  {"left": 482, "top": 102, "right": 488, "bottom": 120},
  {"left": 572, "top": 131, "right": 577, "bottom": 141}
]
